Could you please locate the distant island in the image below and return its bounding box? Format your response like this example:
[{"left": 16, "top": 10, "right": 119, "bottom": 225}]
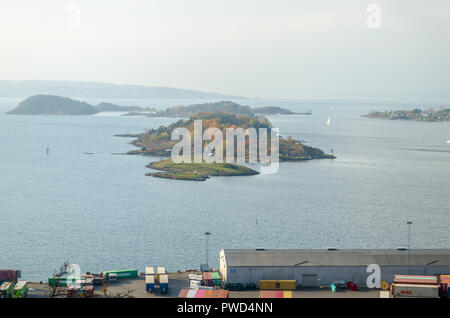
[
  {"left": 7, "top": 96, "right": 300, "bottom": 118},
  {"left": 121, "top": 111, "right": 335, "bottom": 181},
  {"left": 253, "top": 106, "right": 295, "bottom": 115},
  {"left": 0, "top": 80, "right": 246, "bottom": 99},
  {"left": 7, "top": 95, "right": 98, "bottom": 115},
  {"left": 363, "top": 108, "right": 450, "bottom": 122},
  {"left": 124, "top": 101, "right": 300, "bottom": 118},
  {"left": 7, "top": 95, "right": 155, "bottom": 115}
]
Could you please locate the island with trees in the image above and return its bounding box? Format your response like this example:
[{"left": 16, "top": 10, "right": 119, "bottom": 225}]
[
  {"left": 363, "top": 107, "right": 450, "bottom": 122},
  {"left": 7, "top": 95, "right": 155, "bottom": 115},
  {"left": 120, "top": 111, "right": 335, "bottom": 181},
  {"left": 124, "top": 101, "right": 302, "bottom": 118}
]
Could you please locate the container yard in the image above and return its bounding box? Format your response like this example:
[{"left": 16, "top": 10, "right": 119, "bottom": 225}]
[{"left": 2, "top": 249, "right": 450, "bottom": 298}]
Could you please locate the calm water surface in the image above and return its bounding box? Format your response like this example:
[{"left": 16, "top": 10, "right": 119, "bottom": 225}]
[{"left": 0, "top": 98, "right": 449, "bottom": 280}]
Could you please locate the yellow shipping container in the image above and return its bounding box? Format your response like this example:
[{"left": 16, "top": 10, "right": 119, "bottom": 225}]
[{"left": 259, "top": 280, "right": 297, "bottom": 290}]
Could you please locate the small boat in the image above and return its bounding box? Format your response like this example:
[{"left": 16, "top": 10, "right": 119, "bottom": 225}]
[
  {"left": 326, "top": 116, "right": 331, "bottom": 126},
  {"left": 447, "top": 132, "right": 450, "bottom": 144}
]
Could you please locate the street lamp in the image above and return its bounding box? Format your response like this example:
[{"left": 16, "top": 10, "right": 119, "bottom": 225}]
[
  {"left": 204, "top": 232, "right": 211, "bottom": 269},
  {"left": 407, "top": 221, "right": 412, "bottom": 274}
]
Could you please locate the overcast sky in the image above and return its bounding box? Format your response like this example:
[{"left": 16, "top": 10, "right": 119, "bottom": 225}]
[{"left": 1, "top": 0, "right": 449, "bottom": 100}]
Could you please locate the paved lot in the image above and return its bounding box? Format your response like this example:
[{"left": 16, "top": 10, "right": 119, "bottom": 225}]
[{"left": 27, "top": 272, "right": 381, "bottom": 298}]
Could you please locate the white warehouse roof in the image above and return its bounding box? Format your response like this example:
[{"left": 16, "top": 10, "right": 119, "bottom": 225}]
[{"left": 221, "top": 249, "right": 450, "bottom": 267}]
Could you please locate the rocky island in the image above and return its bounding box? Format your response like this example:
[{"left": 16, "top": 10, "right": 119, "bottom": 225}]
[
  {"left": 7, "top": 95, "right": 155, "bottom": 115},
  {"left": 121, "top": 111, "right": 335, "bottom": 181},
  {"left": 7, "top": 95, "right": 99, "bottom": 115},
  {"left": 363, "top": 108, "right": 450, "bottom": 122},
  {"left": 123, "top": 101, "right": 300, "bottom": 118}
]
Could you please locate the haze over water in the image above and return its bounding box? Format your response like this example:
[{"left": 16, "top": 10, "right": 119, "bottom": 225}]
[{"left": 0, "top": 97, "right": 449, "bottom": 281}]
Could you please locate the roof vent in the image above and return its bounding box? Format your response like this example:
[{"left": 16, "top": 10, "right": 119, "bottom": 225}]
[
  {"left": 256, "top": 248, "right": 266, "bottom": 251},
  {"left": 327, "top": 247, "right": 338, "bottom": 251},
  {"left": 397, "top": 247, "right": 408, "bottom": 251}
]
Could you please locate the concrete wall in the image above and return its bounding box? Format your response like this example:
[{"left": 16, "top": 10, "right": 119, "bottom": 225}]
[{"left": 223, "top": 265, "right": 450, "bottom": 287}]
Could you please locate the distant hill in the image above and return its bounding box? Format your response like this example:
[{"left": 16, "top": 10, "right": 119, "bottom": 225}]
[
  {"left": 7, "top": 95, "right": 99, "bottom": 115},
  {"left": 0, "top": 80, "right": 246, "bottom": 99}
]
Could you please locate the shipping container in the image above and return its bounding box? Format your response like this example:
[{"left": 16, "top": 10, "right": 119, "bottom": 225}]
[
  {"left": 186, "top": 289, "right": 197, "bottom": 298},
  {"left": 0, "top": 270, "right": 20, "bottom": 284},
  {"left": 391, "top": 283, "right": 439, "bottom": 298},
  {"left": 145, "top": 267, "right": 155, "bottom": 276},
  {"left": 13, "top": 281, "right": 28, "bottom": 298},
  {"left": 159, "top": 274, "right": 169, "bottom": 293},
  {"left": 0, "top": 282, "right": 14, "bottom": 298},
  {"left": 195, "top": 289, "right": 205, "bottom": 298},
  {"left": 157, "top": 267, "right": 166, "bottom": 283},
  {"left": 103, "top": 269, "right": 138, "bottom": 280},
  {"left": 145, "top": 275, "right": 155, "bottom": 293},
  {"left": 394, "top": 275, "right": 438, "bottom": 285},
  {"left": 211, "top": 272, "right": 221, "bottom": 286},
  {"left": 188, "top": 274, "right": 203, "bottom": 281},
  {"left": 190, "top": 280, "right": 201, "bottom": 289},
  {"left": 259, "top": 280, "right": 297, "bottom": 290},
  {"left": 202, "top": 290, "right": 229, "bottom": 298},
  {"left": 178, "top": 289, "right": 189, "bottom": 298},
  {"left": 48, "top": 276, "right": 87, "bottom": 287},
  {"left": 440, "top": 275, "right": 450, "bottom": 285}
]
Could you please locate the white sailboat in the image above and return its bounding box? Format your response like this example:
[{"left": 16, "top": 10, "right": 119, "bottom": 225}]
[
  {"left": 326, "top": 116, "right": 331, "bottom": 126},
  {"left": 447, "top": 132, "right": 450, "bottom": 144}
]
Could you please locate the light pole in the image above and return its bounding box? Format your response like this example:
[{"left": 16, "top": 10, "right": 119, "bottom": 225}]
[
  {"left": 407, "top": 221, "right": 412, "bottom": 274},
  {"left": 204, "top": 232, "right": 211, "bottom": 269}
]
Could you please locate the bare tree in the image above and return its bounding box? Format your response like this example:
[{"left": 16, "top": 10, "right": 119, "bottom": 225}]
[{"left": 49, "top": 260, "right": 70, "bottom": 298}]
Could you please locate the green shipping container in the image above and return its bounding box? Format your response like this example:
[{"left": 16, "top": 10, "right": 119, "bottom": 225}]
[
  {"left": 48, "top": 276, "right": 86, "bottom": 287},
  {"left": 103, "top": 269, "right": 138, "bottom": 280}
]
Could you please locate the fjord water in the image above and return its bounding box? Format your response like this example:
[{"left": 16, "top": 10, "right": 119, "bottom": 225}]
[{"left": 0, "top": 98, "right": 449, "bottom": 281}]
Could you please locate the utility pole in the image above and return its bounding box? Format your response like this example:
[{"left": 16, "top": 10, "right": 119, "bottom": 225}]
[
  {"left": 407, "top": 221, "right": 412, "bottom": 274},
  {"left": 204, "top": 232, "right": 211, "bottom": 269}
]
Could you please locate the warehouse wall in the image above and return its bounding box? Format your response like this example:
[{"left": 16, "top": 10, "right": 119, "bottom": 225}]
[{"left": 224, "top": 265, "right": 450, "bottom": 287}]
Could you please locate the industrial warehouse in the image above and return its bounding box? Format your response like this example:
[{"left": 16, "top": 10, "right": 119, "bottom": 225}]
[{"left": 219, "top": 249, "right": 450, "bottom": 287}]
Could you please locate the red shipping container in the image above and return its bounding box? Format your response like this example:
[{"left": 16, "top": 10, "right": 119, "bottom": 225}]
[
  {"left": 195, "top": 289, "right": 205, "bottom": 298},
  {"left": 0, "top": 270, "right": 20, "bottom": 283}
]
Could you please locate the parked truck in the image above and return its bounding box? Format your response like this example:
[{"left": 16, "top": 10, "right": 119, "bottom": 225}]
[
  {"left": 159, "top": 274, "right": 169, "bottom": 293},
  {"left": 103, "top": 269, "right": 138, "bottom": 281},
  {"left": 0, "top": 282, "right": 14, "bottom": 298},
  {"left": 145, "top": 275, "right": 155, "bottom": 293},
  {"left": 13, "top": 281, "right": 28, "bottom": 298}
]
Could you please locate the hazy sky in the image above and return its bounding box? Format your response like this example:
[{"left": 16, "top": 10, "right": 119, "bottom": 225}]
[{"left": 1, "top": 0, "right": 449, "bottom": 100}]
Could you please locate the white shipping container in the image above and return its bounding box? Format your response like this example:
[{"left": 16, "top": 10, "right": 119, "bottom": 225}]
[
  {"left": 190, "top": 280, "right": 201, "bottom": 289},
  {"left": 188, "top": 274, "right": 203, "bottom": 281},
  {"left": 391, "top": 284, "right": 439, "bottom": 298},
  {"left": 145, "top": 267, "right": 155, "bottom": 275},
  {"left": 145, "top": 275, "right": 155, "bottom": 284},
  {"left": 157, "top": 267, "right": 166, "bottom": 275}
]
